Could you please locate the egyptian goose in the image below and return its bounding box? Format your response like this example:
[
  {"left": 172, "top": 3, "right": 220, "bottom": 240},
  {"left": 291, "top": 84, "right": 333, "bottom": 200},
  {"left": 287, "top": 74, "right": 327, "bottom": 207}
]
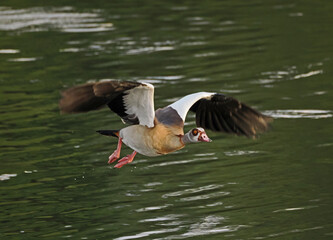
[{"left": 59, "top": 80, "right": 271, "bottom": 168}]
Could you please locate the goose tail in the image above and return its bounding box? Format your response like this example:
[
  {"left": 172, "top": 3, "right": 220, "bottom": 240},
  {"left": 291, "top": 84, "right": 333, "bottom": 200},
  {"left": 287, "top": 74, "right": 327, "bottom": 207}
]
[{"left": 96, "top": 130, "right": 119, "bottom": 138}]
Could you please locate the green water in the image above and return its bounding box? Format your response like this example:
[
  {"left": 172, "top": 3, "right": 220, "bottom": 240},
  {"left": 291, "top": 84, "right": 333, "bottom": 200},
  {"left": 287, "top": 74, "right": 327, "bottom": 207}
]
[{"left": 1, "top": 1, "right": 332, "bottom": 239}]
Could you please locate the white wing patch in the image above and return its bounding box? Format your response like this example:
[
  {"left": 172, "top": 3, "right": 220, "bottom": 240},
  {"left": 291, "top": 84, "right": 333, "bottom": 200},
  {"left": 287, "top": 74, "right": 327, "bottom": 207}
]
[
  {"left": 168, "top": 92, "right": 214, "bottom": 122},
  {"left": 123, "top": 82, "right": 155, "bottom": 128}
]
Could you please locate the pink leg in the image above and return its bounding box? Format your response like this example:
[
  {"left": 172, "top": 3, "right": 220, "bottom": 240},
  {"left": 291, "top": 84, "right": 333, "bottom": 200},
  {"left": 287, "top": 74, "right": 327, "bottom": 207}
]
[
  {"left": 108, "top": 138, "right": 122, "bottom": 164},
  {"left": 114, "top": 151, "right": 137, "bottom": 168}
]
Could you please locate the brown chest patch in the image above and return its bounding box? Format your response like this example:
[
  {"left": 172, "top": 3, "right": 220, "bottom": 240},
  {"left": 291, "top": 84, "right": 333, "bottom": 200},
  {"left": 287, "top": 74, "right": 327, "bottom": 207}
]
[{"left": 147, "top": 120, "right": 184, "bottom": 155}]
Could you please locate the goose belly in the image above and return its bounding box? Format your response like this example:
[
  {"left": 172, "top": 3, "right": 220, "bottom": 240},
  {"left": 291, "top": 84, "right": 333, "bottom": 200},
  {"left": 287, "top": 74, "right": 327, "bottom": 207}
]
[{"left": 119, "top": 126, "right": 161, "bottom": 157}]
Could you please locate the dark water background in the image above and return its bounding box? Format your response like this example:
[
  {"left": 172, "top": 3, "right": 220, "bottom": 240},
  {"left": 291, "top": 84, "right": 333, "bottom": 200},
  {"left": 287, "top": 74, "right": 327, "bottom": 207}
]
[{"left": 1, "top": 1, "right": 332, "bottom": 239}]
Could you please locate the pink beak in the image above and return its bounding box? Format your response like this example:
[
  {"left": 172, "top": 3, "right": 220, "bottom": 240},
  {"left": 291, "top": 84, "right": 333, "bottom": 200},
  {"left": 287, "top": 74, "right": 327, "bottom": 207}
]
[{"left": 199, "top": 133, "right": 212, "bottom": 142}]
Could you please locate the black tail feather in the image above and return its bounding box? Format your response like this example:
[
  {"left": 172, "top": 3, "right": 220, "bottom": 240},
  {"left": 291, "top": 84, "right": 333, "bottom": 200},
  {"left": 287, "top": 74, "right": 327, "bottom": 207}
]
[{"left": 96, "top": 130, "right": 119, "bottom": 138}]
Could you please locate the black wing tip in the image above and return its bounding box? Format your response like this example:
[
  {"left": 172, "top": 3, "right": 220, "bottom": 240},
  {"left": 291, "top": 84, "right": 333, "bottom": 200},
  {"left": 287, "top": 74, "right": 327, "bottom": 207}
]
[
  {"left": 233, "top": 109, "right": 273, "bottom": 137},
  {"left": 191, "top": 93, "right": 273, "bottom": 137}
]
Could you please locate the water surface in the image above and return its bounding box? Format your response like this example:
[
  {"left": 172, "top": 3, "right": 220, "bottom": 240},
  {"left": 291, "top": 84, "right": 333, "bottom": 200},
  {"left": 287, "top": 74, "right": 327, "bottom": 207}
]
[{"left": 1, "top": 1, "right": 332, "bottom": 239}]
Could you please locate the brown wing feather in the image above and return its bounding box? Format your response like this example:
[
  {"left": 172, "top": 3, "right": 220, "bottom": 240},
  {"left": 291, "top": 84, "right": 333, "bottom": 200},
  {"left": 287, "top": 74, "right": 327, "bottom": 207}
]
[
  {"left": 59, "top": 83, "right": 106, "bottom": 113},
  {"left": 59, "top": 81, "right": 142, "bottom": 125}
]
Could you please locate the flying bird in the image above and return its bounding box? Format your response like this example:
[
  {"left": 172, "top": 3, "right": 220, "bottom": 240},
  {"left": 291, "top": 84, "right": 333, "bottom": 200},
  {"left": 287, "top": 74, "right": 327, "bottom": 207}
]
[{"left": 59, "top": 80, "right": 272, "bottom": 168}]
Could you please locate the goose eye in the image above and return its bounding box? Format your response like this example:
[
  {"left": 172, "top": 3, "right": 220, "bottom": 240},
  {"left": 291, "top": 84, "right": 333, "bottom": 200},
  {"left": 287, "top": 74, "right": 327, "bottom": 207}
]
[{"left": 192, "top": 129, "right": 198, "bottom": 136}]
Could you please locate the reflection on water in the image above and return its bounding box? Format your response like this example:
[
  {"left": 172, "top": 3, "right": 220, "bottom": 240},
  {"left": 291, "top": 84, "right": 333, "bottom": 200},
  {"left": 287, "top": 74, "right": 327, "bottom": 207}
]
[
  {"left": 8, "top": 57, "right": 39, "bottom": 62},
  {"left": 126, "top": 46, "right": 175, "bottom": 55},
  {"left": 1, "top": 1, "right": 333, "bottom": 239},
  {"left": 145, "top": 156, "right": 218, "bottom": 169},
  {"left": 0, "top": 6, "right": 113, "bottom": 33},
  {"left": 0, "top": 49, "right": 20, "bottom": 54},
  {"left": 224, "top": 150, "right": 261, "bottom": 156},
  {"left": 253, "top": 62, "right": 326, "bottom": 88},
  {"left": 264, "top": 110, "right": 332, "bottom": 119},
  {"left": 162, "top": 184, "right": 224, "bottom": 198},
  {"left": 0, "top": 173, "right": 17, "bottom": 181}
]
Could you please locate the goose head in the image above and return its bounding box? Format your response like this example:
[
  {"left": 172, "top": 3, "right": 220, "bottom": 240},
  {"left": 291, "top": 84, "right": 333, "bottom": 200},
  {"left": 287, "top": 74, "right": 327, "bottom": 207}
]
[{"left": 183, "top": 127, "right": 212, "bottom": 143}]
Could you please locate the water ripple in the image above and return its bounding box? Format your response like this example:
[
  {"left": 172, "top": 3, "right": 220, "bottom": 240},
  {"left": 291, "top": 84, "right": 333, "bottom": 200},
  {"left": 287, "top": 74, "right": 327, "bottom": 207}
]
[
  {"left": 0, "top": 49, "right": 20, "bottom": 54},
  {"left": 160, "top": 216, "right": 246, "bottom": 239},
  {"left": 162, "top": 184, "right": 224, "bottom": 198},
  {"left": 224, "top": 150, "right": 261, "bottom": 157},
  {"left": 59, "top": 48, "right": 81, "bottom": 53},
  {"left": 263, "top": 109, "right": 332, "bottom": 119},
  {"left": 8, "top": 57, "right": 39, "bottom": 62},
  {"left": 293, "top": 70, "right": 323, "bottom": 80},
  {"left": 254, "top": 63, "right": 325, "bottom": 87},
  {"left": 253, "top": 226, "right": 324, "bottom": 239},
  {"left": 139, "top": 214, "right": 184, "bottom": 223},
  {"left": 0, "top": 6, "right": 113, "bottom": 33},
  {"left": 136, "top": 204, "right": 172, "bottom": 212},
  {"left": 180, "top": 191, "right": 230, "bottom": 202},
  {"left": 0, "top": 173, "right": 17, "bottom": 181},
  {"left": 125, "top": 46, "right": 174, "bottom": 55},
  {"left": 273, "top": 205, "right": 318, "bottom": 213},
  {"left": 145, "top": 156, "right": 218, "bottom": 169},
  {"left": 114, "top": 228, "right": 180, "bottom": 240}
]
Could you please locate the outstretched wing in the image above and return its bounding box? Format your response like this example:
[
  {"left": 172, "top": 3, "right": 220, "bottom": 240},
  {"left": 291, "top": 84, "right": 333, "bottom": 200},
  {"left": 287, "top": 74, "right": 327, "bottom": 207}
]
[
  {"left": 168, "top": 92, "right": 272, "bottom": 137},
  {"left": 59, "top": 80, "right": 155, "bottom": 128}
]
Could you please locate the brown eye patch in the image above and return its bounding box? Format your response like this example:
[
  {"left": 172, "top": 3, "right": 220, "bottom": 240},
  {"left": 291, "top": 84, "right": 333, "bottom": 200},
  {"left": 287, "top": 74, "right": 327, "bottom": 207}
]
[{"left": 192, "top": 129, "right": 198, "bottom": 136}]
